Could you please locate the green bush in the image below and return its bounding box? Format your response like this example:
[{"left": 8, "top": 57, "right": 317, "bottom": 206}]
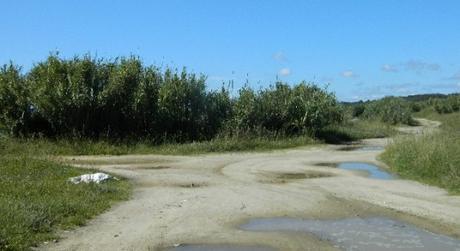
[
  {"left": 0, "top": 63, "right": 31, "bottom": 136},
  {"left": 433, "top": 95, "right": 460, "bottom": 114},
  {"left": 361, "top": 97, "right": 414, "bottom": 125},
  {"left": 230, "top": 82, "right": 342, "bottom": 135},
  {"left": 0, "top": 55, "right": 342, "bottom": 142},
  {"left": 0, "top": 55, "right": 234, "bottom": 141}
]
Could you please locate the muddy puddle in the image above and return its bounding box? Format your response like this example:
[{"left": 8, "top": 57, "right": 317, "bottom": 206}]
[
  {"left": 167, "top": 244, "right": 276, "bottom": 251},
  {"left": 338, "top": 162, "right": 396, "bottom": 180},
  {"left": 260, "top": 171, "right": 334, "bottom": 184},
  {"left": 240, "top": 217, "right": 460, "bottom": 251}
]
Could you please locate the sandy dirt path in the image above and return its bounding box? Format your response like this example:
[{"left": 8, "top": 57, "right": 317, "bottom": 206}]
[{"left": 43, "top": 119, "right": 460, "bottom": 251}]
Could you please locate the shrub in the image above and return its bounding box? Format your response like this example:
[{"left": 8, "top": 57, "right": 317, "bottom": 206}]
[
  {"left": 434, "top": 95, "right": 460, "bottom": 114},
  {"left": 0, "top": 63, "right": 32, "bottom": 136},
  {"left": 361, "top": 97, "right": 414, "bottom": 125},
  {"left": 0, "top": 55, "right": 342, "bottom": 142},
  {"left": 230, "top": 82, "right": 342, "bottom": 135}
]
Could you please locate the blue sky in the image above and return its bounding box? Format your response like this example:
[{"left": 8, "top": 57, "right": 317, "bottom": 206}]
[{"left": 1, "top": 1, "right": 459, "bottom": 101}]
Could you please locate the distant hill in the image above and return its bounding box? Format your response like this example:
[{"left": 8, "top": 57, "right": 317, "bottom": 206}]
[
  {"left": 401, "top": 93, "right": 457, "bottom": 102},
  {"left": 342, "top": 93, "right": 460, "bottom": 105}
]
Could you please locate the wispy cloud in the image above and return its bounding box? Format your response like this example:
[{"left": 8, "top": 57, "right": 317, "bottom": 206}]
[
  {"left": 273, "top": 52, "right": 287, "bottom": 62},
  {"left": 278, "top": 68, "right": 291, "bottom": 76},
  {"left": 447, "top": 70, "right": 460, "bottom": 80},
  {"left": 381, "top": 64, "right": 399, "bottom": 72},
  {"left": 341, "top": 70, "right": 358, "bottom": 78},
  {"left": 404, "top": 60, "right": 440, "bottom": 74}
]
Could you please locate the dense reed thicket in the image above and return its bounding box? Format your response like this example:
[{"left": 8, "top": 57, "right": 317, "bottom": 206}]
[
  {"left": 350, "top": 97, "right": 415, "bottom": 125},
  {"left": 0, "top": 55, "right": 342, "bottom": 142},
  {"left": 433, "top": 95, "right": 460, "bottom": 114}
]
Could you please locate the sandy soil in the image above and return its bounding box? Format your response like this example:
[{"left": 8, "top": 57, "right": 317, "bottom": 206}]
[{"left": 42, "top": 119, "right": 460, "bottom": 251}]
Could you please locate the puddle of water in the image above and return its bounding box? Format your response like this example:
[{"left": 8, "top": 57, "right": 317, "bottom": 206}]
[
  {"left": 314, "top": 162, "right": 337, "bottom": 167},
  {"left": 139, "top": 165, "right": 171, "bottom": 170},
  {"left": 358, "top": 145, "right": 384, "bottom": 151},
  {"left": 337, "top": 146, "right": 360, "bottom": 151},
  {"left": 276, "top": 172, "right": 308, "bottom": 179},
  {"left": 167, "top": 244, "right": 276, "bottom": 251},
  {"left": 338, "top": 162, "right": 395, "bottom": 180},
  {"left": 240, "top": 217, "right": 460, "bottom": 251},
  {"left": 260, "top": 171, "right": 334, "bottom": 184}
]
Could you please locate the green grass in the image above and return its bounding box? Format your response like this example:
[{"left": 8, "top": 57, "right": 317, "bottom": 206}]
[
  {"left": 0, "top": 137, "right": 132, "bottom": 251},
  {"left": 317, "top": 119, "right": 396, "bottom": 144},
  {"left": 0, "top": 155, "right": 131, "bottom": 250},
  {"left": 1, "top": 119, "right": 396, "bottom": 157},
  {"left": 0, "top": 135, "right": 317, "bottom": 156},
  {"left": 382, "top": 109, "right": 460, "bottom": 194}
]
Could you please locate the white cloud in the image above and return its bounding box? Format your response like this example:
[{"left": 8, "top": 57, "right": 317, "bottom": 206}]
[
  {"left": 381, "top": 64, "right": 399, "bottom": 72},
  {"left": 404, "top": 60, "right": 440, "bottom": 73},
  {"left": 273, "top": 52, "right": 287, "bottom": 62},
  {"left": 278, "top": 68, "right": 291, "bottom": 76},
  {"left": 341, "top": 70, "right": 358, "bottom": 78}
]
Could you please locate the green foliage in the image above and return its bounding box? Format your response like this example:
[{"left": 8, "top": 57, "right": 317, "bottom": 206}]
[
  {"left": 0, "top": 55, "right": 342, "bottom": 142},
  {"left": 0, "top": 134, "right": 316, "bottom": 156},
  {"left": 433, "top": 95, "right": 460, "bottom": 114},
  {"left": 317, "top": 119, "right": 396, "bottom": 143},
  {"left": 360, "top": 97, "right": 414, "bottom": 125},
  {"left": 351, "top": 102, "right": 366, "bottom": 117},
  {"left": 157, "top": 69, "right": 208, "bottom": 140},
  {"left": 0, "top": 63, "right": 31, "bottom": 136},
  {"left": 230, "top": 82, "right": 343, "bottom": 135},
  {"left": 382, "top": 111, "right": 460, "bottom": 194},
  {"left": 0, "top": 55, "right": 235, "bottom": 141},
  {"left": 382, "top": 132, "right": 460, "bottom": 194}
]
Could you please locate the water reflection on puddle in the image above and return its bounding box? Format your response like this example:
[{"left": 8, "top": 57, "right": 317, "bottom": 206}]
[
  {"left": 241, "top": 217, "right": 460, "bottom": 251},
  {"left": 338, "top": 162, "right": 396, "bottom": 180},
  {"left": 359, "top": 145, "right": 384, "bottom": 151}
]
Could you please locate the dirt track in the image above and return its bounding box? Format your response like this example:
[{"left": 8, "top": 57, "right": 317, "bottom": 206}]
[{"left": 44, "top": 119, "right": 460, "bottom": 251}]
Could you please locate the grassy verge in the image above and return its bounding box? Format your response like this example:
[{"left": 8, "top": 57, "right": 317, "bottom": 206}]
[
  {"left": 0, "top": 155, "right": 131, "bottom": 250},
  {"left": 1, "top": 119, "right": 398, "bottom": 157},
  {"left": 381, "top": 110, "right": 460, "bottom": 194},
  {"left": 0, "top": 135, "right": 317, "bottom": 156},
  {"left": 317, "top": 119, "right": 396, "bottom": 144}
]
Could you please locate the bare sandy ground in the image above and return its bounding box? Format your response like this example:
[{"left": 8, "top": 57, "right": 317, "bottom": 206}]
[{"left": 43, "top": 119, "right": 460, "bottom": 251}]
